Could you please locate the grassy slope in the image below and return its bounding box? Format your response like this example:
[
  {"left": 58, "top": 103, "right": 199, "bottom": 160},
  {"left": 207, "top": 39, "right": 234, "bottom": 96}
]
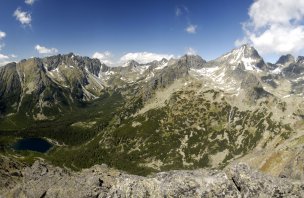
[{"left": 45, "top": 89, "right": 292, "bottom": 176}]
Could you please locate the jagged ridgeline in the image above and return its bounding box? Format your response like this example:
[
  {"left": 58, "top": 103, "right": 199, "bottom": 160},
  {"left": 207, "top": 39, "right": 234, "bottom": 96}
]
[{"left": 0, "top": 45, "right": 303, "bottom": 177}]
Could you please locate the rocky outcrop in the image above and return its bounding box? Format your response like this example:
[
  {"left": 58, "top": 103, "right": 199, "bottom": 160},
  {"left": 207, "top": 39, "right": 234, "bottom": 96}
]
[
  {"left": 0, "top": 53, "right": 109, "bottom": 119},
  {"left": 178, "top": 54, "right": 207, "bottom": 69},
  {"left": 240, "top": 73, "right": 271, "bottom": 102},
  {"left": 0, "top": 62, "right": 22, "bottom": 116},
  {"left": 276, "top": 54, "right": 295, "bottom": 67},
  {"left": 214, "top": 44, "right": 267, "bottom": 71},
  {"left": 1, "top": 159, "right": 304, "bottom": 198},
  {"left": 0, "top": 155, "right": 25, "bottom": 195},
  {"left": 227, "top": 163, "right": 304, "bottom": 198}
]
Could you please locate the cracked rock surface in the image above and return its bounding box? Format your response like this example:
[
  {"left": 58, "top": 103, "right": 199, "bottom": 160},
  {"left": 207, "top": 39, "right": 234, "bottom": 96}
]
[{"left": 1, "top": 158, "right": 304, "bottom": 198}]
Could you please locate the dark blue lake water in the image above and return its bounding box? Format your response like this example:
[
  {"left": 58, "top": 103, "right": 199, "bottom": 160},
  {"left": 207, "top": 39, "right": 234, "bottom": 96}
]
[{"left": 13, "top": 137, "right": 52, "bottom": 153}]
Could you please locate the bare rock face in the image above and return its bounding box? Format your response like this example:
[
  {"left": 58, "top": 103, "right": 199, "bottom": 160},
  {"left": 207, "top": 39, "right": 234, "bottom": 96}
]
[
  {"left": 276, "top": 54, "right": 295, "bottom": 67},
  {"left": 226, "top": 163, "right": 304, "bottom": 198},
  {"left": 0, "top": 155, "right": 25, "bottom": 195},
  {"left": 107, "top": 169, "right": 238, "bottom": 197},
  {"left": 2, "top": 160, "right": 304, "bottom": 198},
  {"left": 4, "top": 161, "right": 116, "bottom": 198}
]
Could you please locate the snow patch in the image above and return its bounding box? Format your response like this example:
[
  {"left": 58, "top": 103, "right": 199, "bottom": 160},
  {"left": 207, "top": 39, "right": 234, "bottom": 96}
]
[
  {"left": 229, "top": 46, "right": 246, "bottom": 64},
  {"left": 242, "top": 57, "right": 261, "bottom": 72},
  {"left": 191, "top": 67, "right": 240, "bottom": 94},
  {"left": 134, "top": 65, "right": 150, "bottom": 74},
  {"left": 154, "top": 61, "right": 168, "bottom": 70},
  {"left": 271, "top": 67, "right": 282, "bottom": 75},
  {"left": 106, "top": 71, "right": 115, "bottom": 75},
  {"left": 193, "top": 67, "right": 219, "bottom": 76}
]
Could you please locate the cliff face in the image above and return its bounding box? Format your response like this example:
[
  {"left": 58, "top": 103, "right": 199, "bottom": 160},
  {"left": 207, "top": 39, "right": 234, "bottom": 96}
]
[{"left": 1, "top": 157, "right": 304, "bottom": 198}]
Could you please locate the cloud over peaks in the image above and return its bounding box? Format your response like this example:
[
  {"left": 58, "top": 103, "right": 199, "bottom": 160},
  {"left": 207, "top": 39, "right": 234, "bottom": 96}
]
[
  {"left": 35, "top": 45, "right": 58, "bottom": 54},
  {"left": 120, "top": 52, "right": 174, "bottom": 64},
  {"left": 0, "top": 54, "right": 10, "bottom": 66},
  {"left": 0, "top": 54, "right": 9, "bottom": 60},
  {"left": 186, "top": 47, "right": 197, "bottom": 55},
  {"left": 92, "top": 51, "right": 113, "bottom": 65},
  {"left": 237, "top": 0, "right": 304, "bottom": 55}
]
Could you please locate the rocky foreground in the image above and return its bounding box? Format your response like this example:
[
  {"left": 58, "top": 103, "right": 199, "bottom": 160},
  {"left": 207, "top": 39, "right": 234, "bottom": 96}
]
[{"left": 0, "top": 156, "right": 304, "bottom": 198}]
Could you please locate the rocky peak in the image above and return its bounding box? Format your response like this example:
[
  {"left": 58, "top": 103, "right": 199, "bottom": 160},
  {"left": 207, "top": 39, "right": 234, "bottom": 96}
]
[
  {"left": 276, "top": 54, "right": 295, "bottom": 67},
  {"left": 66, "top": 52, "right": 75, "bottom": 58},
  {"left": 216, "top": 44, "right": 266, "bottom": 71},
  {"left": 149, "top": 58, "right": 168, "bottom": 67},
  {"left": 159, "top": 58, "right": 168, "bottom": 65},
  {"left": 297, "top": 56, "right": 304, "bottom": 65},
  {"left": 178, "top": 54, "right": 207, "bottom": 69},
  {"left": 224, "top": 44, "right": 262, "bottom": 61},
  {"left": 40, "top": 53, "right": 105, "bottom": 76},
  {"left": 265, "top": 62, "right": 279, "bottom": 71},
  {"left": 122, "top": 60, "right": 140, "bottom": 68}
]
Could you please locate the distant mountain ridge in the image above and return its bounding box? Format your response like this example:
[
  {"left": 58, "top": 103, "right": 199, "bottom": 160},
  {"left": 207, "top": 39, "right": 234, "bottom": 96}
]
[{"left": 1, "top": 44, "right": 302, "bottom": 119}]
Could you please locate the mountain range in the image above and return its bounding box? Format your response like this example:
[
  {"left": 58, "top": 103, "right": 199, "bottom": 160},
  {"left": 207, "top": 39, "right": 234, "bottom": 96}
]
[{"left": 1, "top": 44, "right": 304, "bottom": 186}]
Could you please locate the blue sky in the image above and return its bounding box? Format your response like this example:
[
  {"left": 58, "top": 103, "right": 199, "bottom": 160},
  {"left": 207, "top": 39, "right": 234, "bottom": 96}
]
[{"left": 1, "top": 0, "right": 303, "bottom": 65}]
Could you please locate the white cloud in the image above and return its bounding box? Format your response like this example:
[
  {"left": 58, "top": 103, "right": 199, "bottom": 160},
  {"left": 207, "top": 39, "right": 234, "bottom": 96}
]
[
  {"left": 0, "top": 31, "right": 6, "bottom": 50},
  {"left": 237, "top": 0, "right": 304, "bottom": 55},
  {"left": 185, "top": 24, "right": 197, "bottom": 34},
  {"left": 13, "top": 8, "right": 31, "bottom": 26},
  {"left": 250, "top": 25, "right": 304, "bottom": 54},
  {"left": 176, "top": 6, "right": 196, "bottom": 34},
  {"left": 93, "top": 51, "right": 175, "bottom": 66},
  {"left": 35, "top": 45, "right": 58, "bottom": 54},
  {"left": 249, "top": 0, "right": 304, "bottom": 29},
  {"left": 186, "top": 47, "right": 197, "bottom": 55},
  {"left": 25, "top": 0, "right": 37, "bottom": 5},
  {"left": 120, "top": 52, "right": 175, "bottom": 64},
  {"left": 176, "top": 7, "right": 182, "bottom": 16},
  {"left": 0, "top": 61, "right": 10, "bottom": 66},
  {"left": 0, "top": 31, "right": 6, "bottom": 51},
  {"left": 234, "top": 37, "right": 249, "bottom": 47},
  {"left": 0, "top": 31, "right": 6, "bottom": 40},
  {"left": 92, "top": 51, "right": 113, "bottom": 65},
  {"left": 0, "top": 54, "right": 9, "bottom": 60},
  {"left": 175, "top": 5, "right": 188, "bottom": 16},
  {"left": 0, "top": 53, "right": 10, "bottom": 66},
  {"left": 0, "top": 54, "right": 19, "bottom": 66}
]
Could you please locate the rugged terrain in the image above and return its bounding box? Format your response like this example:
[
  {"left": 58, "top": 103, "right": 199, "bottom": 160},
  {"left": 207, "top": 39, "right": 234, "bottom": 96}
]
[
  {"left": 1, "top": 44, "right": 304, "bottom": 187},
  {"left": 1, "top": 155, "right": 304, "bottom": 197}
]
